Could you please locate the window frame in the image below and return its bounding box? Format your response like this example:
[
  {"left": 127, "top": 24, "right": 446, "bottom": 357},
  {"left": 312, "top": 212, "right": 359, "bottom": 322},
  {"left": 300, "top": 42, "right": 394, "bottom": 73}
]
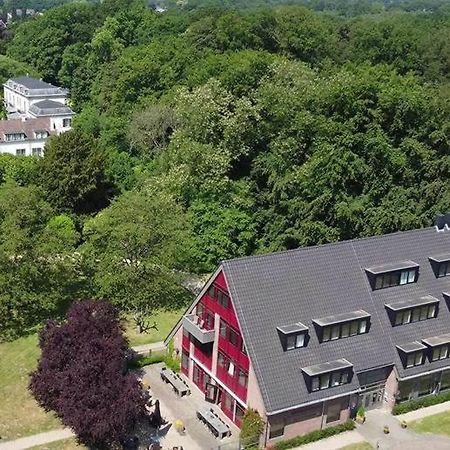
[
  {"left": 285, "top": 332, "right": 306, "bottom": 351},
  {"left": 394, "top": 304, "right": 437, "bottom": 327},
  {"left": 321, "top": 318, "right": 369, "bottom": 343},
  {"left": 374, "top": 268, "right": 417, "bottom": 290},
  {"left": 311, "top": 369, "right": 351, "bottom": 392}
]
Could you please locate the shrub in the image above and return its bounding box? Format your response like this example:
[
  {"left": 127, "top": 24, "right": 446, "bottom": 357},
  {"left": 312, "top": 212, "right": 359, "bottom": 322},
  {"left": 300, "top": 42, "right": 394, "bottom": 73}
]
[
  {"left": 392, "top": 390, "right": 450, "bottom": 415},
  {"left": 357, "top": 406, "right": 365, "bottom": 417},
  {"left": 127, "top": 343, "right": 181, "bottom": 372},
  {"left": 274, "top": 420, "right": 356, "bottom": 450},
  {"left": 240, "top": 408, "right": 265, "bottom": 448}
]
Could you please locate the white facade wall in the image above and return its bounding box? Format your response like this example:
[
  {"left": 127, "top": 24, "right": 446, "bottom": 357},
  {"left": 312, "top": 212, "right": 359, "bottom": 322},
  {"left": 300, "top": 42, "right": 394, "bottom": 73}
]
[
  {"left": 49, "top": 115, "right": 73, "bottom": 134},
  {"left": 0, "top": 138, "right": 46, "bottom": 156},
  {"left": 3, "top": 85, "right": 66, "bottom": 116}
]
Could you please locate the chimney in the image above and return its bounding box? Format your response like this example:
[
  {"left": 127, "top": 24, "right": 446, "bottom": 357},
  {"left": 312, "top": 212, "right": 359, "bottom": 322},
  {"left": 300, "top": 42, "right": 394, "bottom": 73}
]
[{"left": 435, "top": 213, "right": 450, "bottom": 231}]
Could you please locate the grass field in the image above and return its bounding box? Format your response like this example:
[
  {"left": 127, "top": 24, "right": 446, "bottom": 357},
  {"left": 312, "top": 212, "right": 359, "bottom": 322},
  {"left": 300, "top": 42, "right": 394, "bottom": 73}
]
[
  {"left": 0, "top": 308, "right": 183, "bottom": 441},
  {"left": 409, "top": 410, "right": 450, "bottom": 436},
  {"left": 339, "top": 443, "right": 373, "bottom": 450},
  {"left": 0, "top": 334, "right": 61, "bottom": 440},
  {"left": 126, "top": 308, "right": 184, "bottom": 346}
]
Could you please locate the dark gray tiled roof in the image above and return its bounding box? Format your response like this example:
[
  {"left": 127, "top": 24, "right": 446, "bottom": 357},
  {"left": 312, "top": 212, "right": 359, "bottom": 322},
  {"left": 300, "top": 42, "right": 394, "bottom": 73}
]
[
  {"left": 10, "top": 77, "right": 57, "bottom": 90},
  {"left": 222, "top": 227, "right": 450, "bottom": 413},
  {"left": 29, "top": 100, "right": 73, "bottom": 117}
]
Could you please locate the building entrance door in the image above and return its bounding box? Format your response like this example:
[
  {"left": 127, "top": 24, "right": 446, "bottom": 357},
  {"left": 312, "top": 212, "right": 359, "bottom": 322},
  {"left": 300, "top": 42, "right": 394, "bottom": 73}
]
[{"left": 360, "top": 387, "right": 384, "bottom": 410}]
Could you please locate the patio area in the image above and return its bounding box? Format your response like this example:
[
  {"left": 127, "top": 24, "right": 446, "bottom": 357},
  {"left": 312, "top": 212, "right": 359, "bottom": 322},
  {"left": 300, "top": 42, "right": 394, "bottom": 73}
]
[{"left": 139, "top": 363, "right": 240, "bottom": 450}]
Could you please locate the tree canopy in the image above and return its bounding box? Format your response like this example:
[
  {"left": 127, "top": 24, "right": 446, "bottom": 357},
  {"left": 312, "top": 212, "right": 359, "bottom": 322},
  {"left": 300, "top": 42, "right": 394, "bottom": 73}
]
[
  {"left": 2, "top": 0, "right": 450, "bottom": 340},
  {"left": 29, "top": 300, "right": 146, "bottom": 449}
]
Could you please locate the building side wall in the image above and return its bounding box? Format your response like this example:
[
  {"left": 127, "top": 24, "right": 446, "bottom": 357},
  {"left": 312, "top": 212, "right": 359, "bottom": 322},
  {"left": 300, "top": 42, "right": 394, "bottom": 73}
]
[
  {"left": 0, "top": 138, "right": 46, "bottom": 156},
  {"left": 178, "top": 269, "right": 251, "bottom": 426},
  {"left": 384, "top": 367, "right": 398, "bottom": 410},
  {"left": 267, "top": 395, "right": 351, "bottom": 444}
]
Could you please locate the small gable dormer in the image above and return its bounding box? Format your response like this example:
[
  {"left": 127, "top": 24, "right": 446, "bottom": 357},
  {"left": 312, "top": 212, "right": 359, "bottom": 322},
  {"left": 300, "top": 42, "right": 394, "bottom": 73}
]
[
  {"left": 365, "top": 260, "right": 419, "bottom": 290},
  {"left": 429, "top": 254, "right": 450, "bottom": 278},
  {"left": 277, "top": 322, "right": 308, "bottom": 351},
  {"left": 396, "top": 341, "right": 426, "bottom": 368}
]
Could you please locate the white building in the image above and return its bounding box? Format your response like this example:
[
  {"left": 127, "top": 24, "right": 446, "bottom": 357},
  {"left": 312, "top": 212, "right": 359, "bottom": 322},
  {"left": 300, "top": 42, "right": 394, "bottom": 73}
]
[
  {"left": 0, "top": 117, "right": 53, "bottom": 157},
  {"left": 1, "top": 77, "right": 74, "bottom": 156}
]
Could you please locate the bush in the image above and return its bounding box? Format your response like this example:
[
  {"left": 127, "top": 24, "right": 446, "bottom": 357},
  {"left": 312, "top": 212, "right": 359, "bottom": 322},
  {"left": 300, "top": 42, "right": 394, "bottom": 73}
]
[
  {"left": 127, "top": 343, "right": 181, "bottom": 372},
  {"left": 128, "top": 351, "right": 166, "bottom": 369},
  {"left": 274, "top": 420, "right": 356, "bottom": 450},
  {"left": 392, "top": 390, "right": 450, "bottom": 415},
  {"left": 240, "top": 408, "right": 264, "bottom": 448}
]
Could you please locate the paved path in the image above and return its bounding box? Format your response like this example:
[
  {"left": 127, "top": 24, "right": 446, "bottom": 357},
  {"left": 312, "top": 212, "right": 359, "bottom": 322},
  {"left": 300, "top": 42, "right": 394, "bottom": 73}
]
[
  {"left": 396, "top": 399, "right": 450, "bottom": 422},
  {"left": 291, "top": 430, "right": 366, "bottom": 450},
  {"left": 357, "top": 408, "right": 450, "bottom": 450},
  {"left": 0, "top": 428, "right": 73, "bottom": 450},
  {"left": 132, "top": 341, "right": 166, "bottom": 356}
]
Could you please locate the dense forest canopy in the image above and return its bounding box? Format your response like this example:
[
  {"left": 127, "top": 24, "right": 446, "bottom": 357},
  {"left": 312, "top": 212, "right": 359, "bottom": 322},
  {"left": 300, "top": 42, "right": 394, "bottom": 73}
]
[{"left": 1, "top": 0, "right": 450, "bottom": 340}]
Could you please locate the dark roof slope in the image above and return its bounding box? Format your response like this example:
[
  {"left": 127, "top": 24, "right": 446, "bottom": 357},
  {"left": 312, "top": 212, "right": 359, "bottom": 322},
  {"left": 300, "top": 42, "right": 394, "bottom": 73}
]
[
  {"left": 222, "top": 227, "right": 450, "bottom": 414},
  {"left": 10, "top": 77, "right": 57, "bottom": 90},
  {"left": 29, "top": 100, "right": 73, "bottom": 117}
]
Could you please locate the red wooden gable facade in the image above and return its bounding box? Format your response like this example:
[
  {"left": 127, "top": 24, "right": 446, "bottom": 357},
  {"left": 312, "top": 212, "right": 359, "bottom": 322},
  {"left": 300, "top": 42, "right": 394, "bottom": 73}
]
[{"left": 180, "top": 270, "right": 249, "bottom": 426}]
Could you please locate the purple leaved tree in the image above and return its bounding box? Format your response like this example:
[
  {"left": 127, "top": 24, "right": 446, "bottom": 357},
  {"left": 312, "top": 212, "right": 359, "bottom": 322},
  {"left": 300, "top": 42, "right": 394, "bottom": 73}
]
[{"left": 30, "top": 300, "right": 146, "bottom": 449}]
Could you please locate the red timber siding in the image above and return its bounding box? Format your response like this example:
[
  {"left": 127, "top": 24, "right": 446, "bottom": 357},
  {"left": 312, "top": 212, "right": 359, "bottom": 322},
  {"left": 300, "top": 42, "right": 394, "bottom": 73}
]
[
  {"left": 209, "top": 271, "right": 249, "bottom": 403},
  {"left": 183, "top": 269, "right": 250, "bottom": 426}
]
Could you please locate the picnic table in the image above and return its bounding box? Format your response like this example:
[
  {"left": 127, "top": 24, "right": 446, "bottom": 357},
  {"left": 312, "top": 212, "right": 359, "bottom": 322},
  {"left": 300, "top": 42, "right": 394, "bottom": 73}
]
[
  {"left": 160, "top": 367, "right": 191, "bottom": 397},
  {"left": 196, "top": 406, "right": 231, "bottom": 439}
]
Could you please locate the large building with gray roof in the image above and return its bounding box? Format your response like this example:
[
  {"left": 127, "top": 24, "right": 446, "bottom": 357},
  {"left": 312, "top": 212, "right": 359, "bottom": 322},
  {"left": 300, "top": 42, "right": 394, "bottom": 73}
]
[
  {"left": 167, "top": 217, "right": 450, "bottom": 444},
  {"left": 1, "top": 77, "right": 74, "bottom": 156}
]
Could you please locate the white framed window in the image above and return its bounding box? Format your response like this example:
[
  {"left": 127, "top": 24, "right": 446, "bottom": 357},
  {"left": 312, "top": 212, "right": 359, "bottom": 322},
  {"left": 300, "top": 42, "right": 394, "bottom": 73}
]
[
  {"left": 32, "top": 147, "right": 42, "bottom": 157},
  {"left": 16, "top": 148, "right": 26, "bottom": 156}
]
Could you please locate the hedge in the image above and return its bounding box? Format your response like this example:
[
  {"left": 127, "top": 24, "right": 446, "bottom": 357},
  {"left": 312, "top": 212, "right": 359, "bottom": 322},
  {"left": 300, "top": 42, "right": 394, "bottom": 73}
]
[
  {"left": 273, "top": 420, "right": 355, "bottom": 450},
  {"left": 392, "top": 390, "right": 450, "bottom": 415}
]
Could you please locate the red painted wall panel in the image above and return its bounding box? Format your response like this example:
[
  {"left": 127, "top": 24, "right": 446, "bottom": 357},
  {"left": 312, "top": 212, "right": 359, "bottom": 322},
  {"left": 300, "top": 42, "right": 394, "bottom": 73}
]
[{"left": 193, "top": 343, "right": 213, "bottom": 370}]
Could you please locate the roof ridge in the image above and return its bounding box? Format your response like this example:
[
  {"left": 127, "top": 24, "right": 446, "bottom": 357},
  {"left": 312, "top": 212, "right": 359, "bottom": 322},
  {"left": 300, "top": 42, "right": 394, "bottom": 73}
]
[{"left": 221, "top": 226, "right": 435, "bottom": 266}]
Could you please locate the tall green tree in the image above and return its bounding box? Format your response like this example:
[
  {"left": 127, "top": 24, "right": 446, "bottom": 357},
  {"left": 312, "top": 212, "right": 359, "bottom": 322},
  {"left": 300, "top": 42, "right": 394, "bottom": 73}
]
[{"left": 38, "top": 129, "right": 112, "bottom": 214}]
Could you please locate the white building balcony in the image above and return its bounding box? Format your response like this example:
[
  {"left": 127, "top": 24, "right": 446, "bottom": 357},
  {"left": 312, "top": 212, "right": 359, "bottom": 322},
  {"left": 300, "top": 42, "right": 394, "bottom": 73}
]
[{"left": 183, "top": 314, "right": 215, "bottom": 344}]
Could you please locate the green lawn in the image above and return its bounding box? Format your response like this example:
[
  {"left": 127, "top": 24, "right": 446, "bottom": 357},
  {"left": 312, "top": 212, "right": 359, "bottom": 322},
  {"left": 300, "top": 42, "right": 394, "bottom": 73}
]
[
  {"left": 125, "top": 308, "right": 184, "bottom": 346},
  {"left": 0, "top": 334, "right": 61, "bottom": 440},
  {"left": 0, "top": 308, "right": 183, "bottom": 441},
  {"left": 339, "top": 443, "right": 373, "bottom": 450},
  {"left": 408, "top": 410, "right": 450, "bottom": 436}
]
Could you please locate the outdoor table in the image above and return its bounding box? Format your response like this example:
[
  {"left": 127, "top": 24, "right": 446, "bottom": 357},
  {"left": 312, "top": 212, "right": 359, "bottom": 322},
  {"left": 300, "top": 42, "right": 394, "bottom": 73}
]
[
  {"left": 196, "top": 406, "right": 231, "bottom": 439},
  {"left": 160, "top": 367, "right": 191, "bottom": 397}
]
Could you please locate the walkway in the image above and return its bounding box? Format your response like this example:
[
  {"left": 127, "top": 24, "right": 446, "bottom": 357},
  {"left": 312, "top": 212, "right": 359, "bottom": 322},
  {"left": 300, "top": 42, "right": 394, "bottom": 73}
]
[
  {"left": 291, "top": 430, "right": 366, "bottom": 450},
  {"left": 132, "top": 341, "right": 166, "bottom": 356},
  {"left": 396, "top": 399, "right": 450, "bottom": 422},
  {"left": 0, "top": 428, "right": 73, "bottom": 450},
  {"left": 356, "top": 407, "right": 450, "bottom": 450}
]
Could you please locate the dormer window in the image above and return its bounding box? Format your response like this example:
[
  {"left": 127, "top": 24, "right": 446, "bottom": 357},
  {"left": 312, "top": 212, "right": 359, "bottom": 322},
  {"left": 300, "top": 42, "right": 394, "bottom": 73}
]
[
  {"left": 396, "top": 342, "right": 426, "bottom": 368},
  {"left": 429, "top": 254, "right": 450, "bottom": 278},
  {"left": 386, "top": 295, "right": 438, "bottom": 326},
  {"left": 277, "top": 323, "right": 308, "bottom": 351},
  {"left": 313, "top": 310, "right": 370, "bottom": 342},
  {"left": 423, "top": 334, "right": 450, "bottom": 362},
  {"left": 365, "top": 261, "right": 418, "bottom": 290},
  {"left": 5, "top": 132, "right": 26, "bottom": 142},
  {"left": 302, "top": 359, "right": 353, "bottom": 392}
]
